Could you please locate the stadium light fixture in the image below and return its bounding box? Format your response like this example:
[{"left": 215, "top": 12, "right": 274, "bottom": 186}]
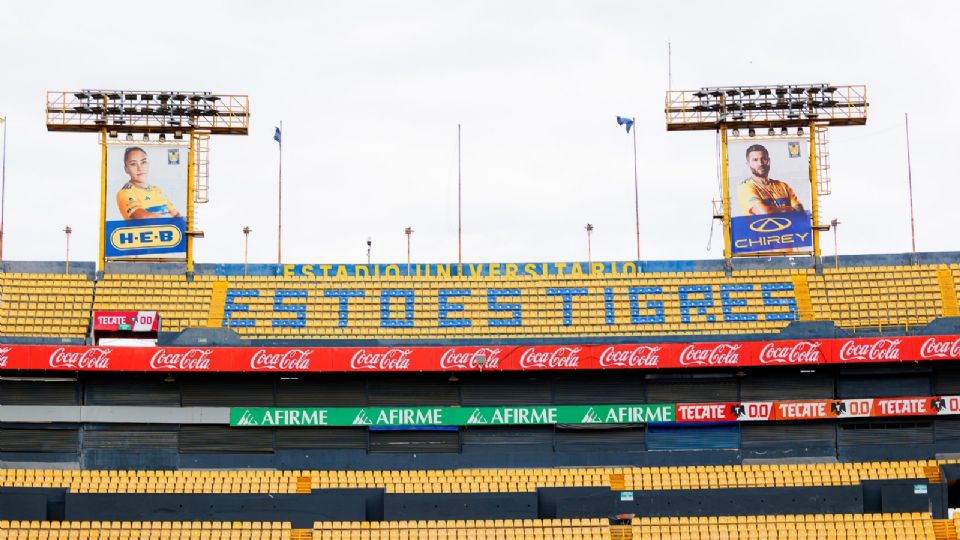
[
  {"left": 242, "top": 226, "right": 252, "bottom": 277},
  {"left": 830, "top": 218, "right": 841, "bottom": 269},
  {"left": 767, "top": 128, "right": 775, "bottom": 136},
  {"left": 158, "top": 133, "right": 166, "bottom": 142},
  {"left": 780, "top": 127, "right": 788, "bottom": 136},
  {"left": 63, "top": 226, "right": 72, "bottom": 274},
  {"left": 125, "top": 133, "right": 133, "bottom": 142},
  {"left": 366, "top": 236, "right": 372, "bottom": 265},
  {"left": 585, "top": 223, "right": 594, "bottom": 265},
  {"left": 142, "top": 133, "right": 149, "bottom": 142},
  {"left": 748, "top": 128, "right": 756, "bottom": 137},
  {"left": 731, "top": 128, "right": 740, "bottom": 137},
  {"left": 797, "top": 127, "right": 804, "bottom": 136}
]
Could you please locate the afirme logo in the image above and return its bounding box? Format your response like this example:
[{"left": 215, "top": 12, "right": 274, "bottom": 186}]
[{"left": 235, "top": 410, "right": 258, "bottom": 426}]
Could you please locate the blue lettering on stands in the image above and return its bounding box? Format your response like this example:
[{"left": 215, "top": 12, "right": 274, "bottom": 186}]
[
  {"left": 381, "top": 290, "right": 414, "bottom": 328},
  {"left": 762, "top": 282, "right": 798, "bottom": 321},
  {"left": 273, "top": 289, "right": 307, "bottom": 328},
  {"left": 628, "top": 286, "right": 665, "bottom": 324},
  {"left": 324, "top": 289, "right": 365, "bottom": 327},
  {"left": 438, "top": 289, "right": 472, "bottom": 327},
  {"left": 678, "top": 285, "right": 715, "bottom": 323},
  {"left": 719, "top": 283, "right": 756, "bottom": 322},
  {"left": 546, "top": 288, "right": 590, "bottom": 326},
  {"left": 604, "top": 288, "right": 615, "bottom": 325},
  {"left": 223, "top": 289, "right": 259, "bottom": 328},
  {"left": 488, "top": 289, "right": 522, "bottom": 327}
]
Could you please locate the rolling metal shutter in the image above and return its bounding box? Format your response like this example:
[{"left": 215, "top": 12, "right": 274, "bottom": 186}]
[
  {"left": 82, "top": 424, "right": 178, "bottom": 449},
  {"left": 276, "top": 377, "right": 367, "bottom": 406},
  {"left": 739, "top": 372, "right": 834, "bottom": 401},
  {"left": 934, "top": 369, "right": 960, "bottom": 395},
  {"left": 646, "top": 425, "right": 739, "bottom": 450},
  {"left": 837, "top": 374, "right": 931, "bottom": 398},
  {"left": 935, "top": 418, "right": 960, "bottom": 442},
  {"left": 741, "top": 422, "right": 836, "bottom": 447},
  {"left": 178, "top": 425, "right": 274, "bottom": 453},
  {"left": 553, "top": 376, "right": 645, "bottom": 405},
  {"left": 461, "top": 426, "right": 553, "bottom": 448},
  {"left": 461, "top": 379, "right": 552, "bottom": 406},
  {"left": 275, "top": 427, "right": 366, "bottom": 449},
  {"left": 554, "top": 427, "right": 645, "bottom": 452},
  {"left": 646, "top": 379, "right": 737, "bottom": 404},
  {"left": 0, "top": 380, "right": 80, "bottom": 405},
  {"left": 0, "top": 425, "right": 79, "bottom": 453},
  {"left": 838, "top": 421, "right": 933, "bottom": 446},
  {"left": 368, "top": 430, "right": 460, "bottom": 453},
  {"left": 367, "top": 379, "right": 459, "bottom": 406},
  {"left": 180, "top": 380, "right": 275, "bottom": 407},
  {"left": 84, "top": 379, "right": 180, "bottom": 406}
]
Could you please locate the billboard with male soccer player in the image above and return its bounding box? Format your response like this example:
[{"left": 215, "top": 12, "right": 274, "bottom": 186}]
[
  {"left": 727, "top": 138, "right": 813, "bottom": 255},
  {"left": 104, "top": 144, "right": 187, "bottom": 259}
]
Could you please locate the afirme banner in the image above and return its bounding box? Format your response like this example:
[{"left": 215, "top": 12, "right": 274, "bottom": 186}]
[
  {"left": 229, "top": 395, "right": 960, "bottom": 427},
  {"left": 231, "top": 404, "right": 674, "bottom": 427},
  {"left": 0, "top": 335, "right": 958, "bottom": 372}
]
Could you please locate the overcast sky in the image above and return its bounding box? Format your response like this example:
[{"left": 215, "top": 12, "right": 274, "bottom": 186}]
[{"left": 2, "top": 1, "right": 956, "bottom": 266}]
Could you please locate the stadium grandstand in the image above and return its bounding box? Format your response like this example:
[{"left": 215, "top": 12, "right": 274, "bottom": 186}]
[{"left": 5, "top": 251, "right": 960, "bottom": 537}]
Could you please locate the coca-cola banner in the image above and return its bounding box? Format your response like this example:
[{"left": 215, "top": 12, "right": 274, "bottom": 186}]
[
  {"left": 3, "top": 334, "right": 960, "bottom": 373},
  {"left": 229, "top": 395, "right": 960, "bottom": 427}
]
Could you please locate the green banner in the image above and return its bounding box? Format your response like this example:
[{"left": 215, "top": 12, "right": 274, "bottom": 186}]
[{"left": 230, "top": 404, "right": 675, "bottom": 427}]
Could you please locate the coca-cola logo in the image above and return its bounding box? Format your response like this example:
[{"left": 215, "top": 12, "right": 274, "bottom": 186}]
[
  {"left": 920, "top": 337, "right": 960, "bottom": 359},
  {"left": 439, "top": 347, "right": 502, "bottom": 370},
  {"left": 349, "top": 349, "right": 412, "bottom": 370},
  {"left": 679, "top": 343, "right": 742, "bottom": 366},
  {"left": 150, "top": 349, "right": 213, "bottom": 370},
  {"left": 838, "top": 339, "right": 903, "bottom": 362},
  {"left": 518, "top": 347, "right": 581, "bottom": 369},
  {"left": 0, "top": 346, "right": 9, "bottom": 368},
  {"left": 250, "top": 349, "right": 312, "bottom": 370},
  {"left": 758, "top": 341, "right": 822, "bottom": 364},
  {"left": 49, "top": 347, "right": 111, "bottom": 369},
  {"left": 598, "top": 345, "right": 662, "bottom": 368}
]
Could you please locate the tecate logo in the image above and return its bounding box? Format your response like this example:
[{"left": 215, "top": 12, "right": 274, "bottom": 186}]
[
  {"left": 0, "top": 346, "right": 9, "bottom": 368},
  {"left": 349, "top": 349, "right": 412, "bottom": 370},
  {"left": 598, "top": 345, "right": 662, "bottom": 368},
  {"left": 920, "top": 337, "right": 960, "bottom": 359},
  {"left": 150, "top": 349, "right": 213, "bottom": 370},
  {"left": 758, "top": 341, "right": 822, "bottom": 364},
  {"left": 439, "top": 347, "right": 502, "bottom": 370},
  {"left": 518, "top": 347, "right": 581, "bottom": 369},
  {"left": 48, "top": 347, "right": 111, "bottom": 369},
  {"left": 250, "top": 349, "right": 312, "bottom": 370},
  {"left": 838, "top": 339, "right": 903, "bottom": 362},
  {"left": 679, "top": 343, "right": 742, "bottom": 366}
]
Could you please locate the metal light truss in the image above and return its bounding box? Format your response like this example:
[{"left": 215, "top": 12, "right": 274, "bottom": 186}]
[
  {"left": 665, "top": 84, "right": 867, "bottom": 131},
  {"left": 46, "top": 90, "right": 249, "bottom": 135}
]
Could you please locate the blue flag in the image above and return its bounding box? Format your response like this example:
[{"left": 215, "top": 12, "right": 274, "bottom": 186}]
[
  {"left": 273, "top": 126, "right": 282, "bottom": 144},
  {"left": 616, "top": 116, "right": 634, "bottom": 133}
]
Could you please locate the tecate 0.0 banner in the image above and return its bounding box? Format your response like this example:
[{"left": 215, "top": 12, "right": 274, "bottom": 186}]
[
  {"left": 104, "top": 144, "right": 187, "bottom": 258},
  {"left": 727, "top": 138, "right": 813, "bottom": 256}
]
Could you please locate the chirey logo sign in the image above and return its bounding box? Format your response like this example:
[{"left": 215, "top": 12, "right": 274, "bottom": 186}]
[{"left": 229, "top": 405, "right": 675, "bottom": 427}]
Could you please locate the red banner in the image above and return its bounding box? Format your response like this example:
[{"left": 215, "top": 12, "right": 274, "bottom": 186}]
[{"left": 0, "top": 334, "right": 956, "bottom": 373}]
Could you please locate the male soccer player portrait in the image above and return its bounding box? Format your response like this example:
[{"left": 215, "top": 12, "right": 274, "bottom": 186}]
[{"left": 737, "top": 144, "right": 804, "bottom": 216}]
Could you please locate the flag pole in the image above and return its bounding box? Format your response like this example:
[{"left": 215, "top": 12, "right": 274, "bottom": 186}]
[
  {"left": 277, "top": 120, "right": 283, "bottom": 264},
  {"left": 632, "top": 116, "right": 640, "bottom": 261},
  {"left": 457, "top": 123, "right": 462, "bottom": 265},
  {"left": 905, "top": 113, "right": 917, "bottom": 254}
]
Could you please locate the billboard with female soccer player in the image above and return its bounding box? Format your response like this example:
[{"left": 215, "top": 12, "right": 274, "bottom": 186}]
[{"left": 104, "top": 144, "right": 187, "bottom": 258}]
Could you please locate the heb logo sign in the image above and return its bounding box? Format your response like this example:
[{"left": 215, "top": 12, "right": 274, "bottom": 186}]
[
  {"left": 104, "top": 217, "right": 187, "bottom": 257},
  {"left": 598, "top": 345, "right": 661, "bottom": 368},
  {"left": 439, "top": 347, "right": 502, "bottom": 370},
  {"left": 518, "top": 347, "right": 581, "bottom": 369},
  {"left": 837, "top": 339, "right": 903, "bottom": 363},
  {"left": 758, "top": 341, "right": 822, "bottom": 364}
]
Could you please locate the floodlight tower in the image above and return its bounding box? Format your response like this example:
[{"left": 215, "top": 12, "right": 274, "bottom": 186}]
[
  {"left": 45, "top": 90, "right": 250, "bottom": 272},
  {"left": 665, "top": 84, "right": 867, "bottom": 260}
]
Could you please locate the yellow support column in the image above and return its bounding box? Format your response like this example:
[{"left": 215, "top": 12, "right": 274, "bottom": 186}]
[
  {"left": 186, "top": 130, "right": 196, "bottom": 273},
  {"left": 720, "top": 125, "right": 732, "bottom": 260},
  {"left": 206, "top": 280, "right": 229, "bottom": 327},
  {"left": 936, "top": 267, "right": 960, "bottom": 317},
  {"left": 808, "top": 120, "right": 820, "bottom": 258},
  {"left": 791, "top": 274, "right": 815, "bottom": 321},
  {"left": 98, "top": 129, "right": 108, "bottom": 272}
]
